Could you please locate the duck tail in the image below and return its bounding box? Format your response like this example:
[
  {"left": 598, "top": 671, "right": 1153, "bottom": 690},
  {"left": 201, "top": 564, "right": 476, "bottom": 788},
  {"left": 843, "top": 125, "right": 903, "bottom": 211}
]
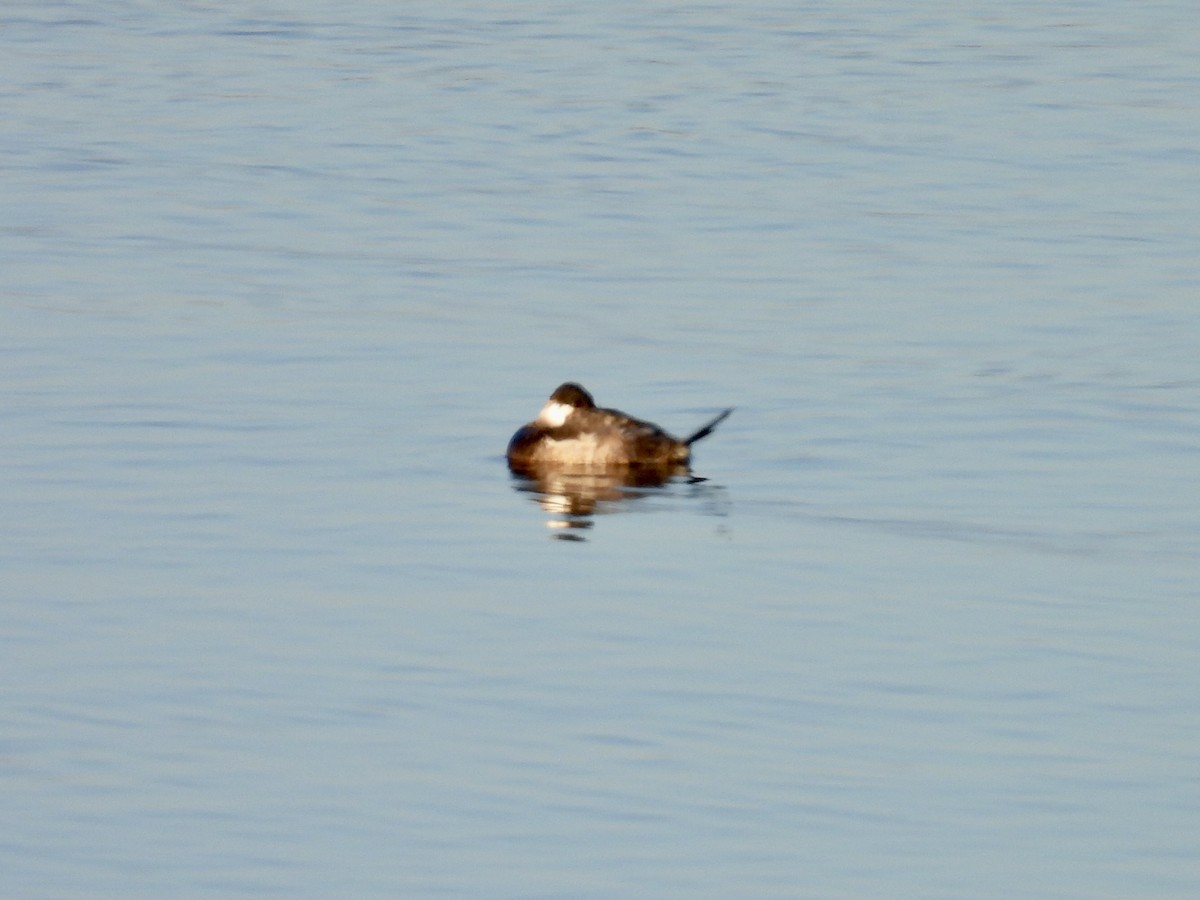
[{"left": 684, "top": 408, "right": 733, "bottom": 446}]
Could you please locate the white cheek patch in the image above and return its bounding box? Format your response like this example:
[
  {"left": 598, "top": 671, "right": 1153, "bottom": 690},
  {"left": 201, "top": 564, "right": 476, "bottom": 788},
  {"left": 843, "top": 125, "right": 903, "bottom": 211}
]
[{"left": 537, "top": 401, "right": 573, "bottom": 428}]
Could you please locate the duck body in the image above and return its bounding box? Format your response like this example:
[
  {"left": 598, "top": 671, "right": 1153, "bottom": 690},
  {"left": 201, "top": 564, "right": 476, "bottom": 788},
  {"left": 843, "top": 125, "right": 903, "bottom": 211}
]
[{"left": 506, "top": 383, "right": 730, "bottom": 477}]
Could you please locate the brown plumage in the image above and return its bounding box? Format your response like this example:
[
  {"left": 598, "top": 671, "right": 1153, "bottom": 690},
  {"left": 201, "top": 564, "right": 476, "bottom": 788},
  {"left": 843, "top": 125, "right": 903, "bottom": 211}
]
[{"left": 506, "top": 382, "right": 732, "bottom": 478}]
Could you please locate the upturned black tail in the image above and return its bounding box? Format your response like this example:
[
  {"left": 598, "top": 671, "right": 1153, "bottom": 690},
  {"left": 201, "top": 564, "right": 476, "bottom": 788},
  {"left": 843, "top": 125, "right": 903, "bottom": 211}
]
[{"left": 684, "top": 408, "right": 733, "bottom": 446}]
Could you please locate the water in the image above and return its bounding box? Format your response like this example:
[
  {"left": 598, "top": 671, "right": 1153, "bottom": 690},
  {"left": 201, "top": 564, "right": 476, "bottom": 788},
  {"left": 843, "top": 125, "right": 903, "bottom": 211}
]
[{"left": 3, "top": 3, "right": 1199, "bottom": 897}]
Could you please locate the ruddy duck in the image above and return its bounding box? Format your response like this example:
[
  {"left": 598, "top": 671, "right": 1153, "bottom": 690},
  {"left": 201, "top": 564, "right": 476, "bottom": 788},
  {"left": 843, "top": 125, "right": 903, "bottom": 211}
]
[{"left": 506, "top": 382, "right": 732, "bottom": 476}]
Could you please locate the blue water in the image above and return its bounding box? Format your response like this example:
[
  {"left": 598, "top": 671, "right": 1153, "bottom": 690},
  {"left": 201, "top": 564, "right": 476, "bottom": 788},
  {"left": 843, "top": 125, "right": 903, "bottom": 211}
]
[{"left": 2, "top": 3, "right": 1198, "bottom": 898}]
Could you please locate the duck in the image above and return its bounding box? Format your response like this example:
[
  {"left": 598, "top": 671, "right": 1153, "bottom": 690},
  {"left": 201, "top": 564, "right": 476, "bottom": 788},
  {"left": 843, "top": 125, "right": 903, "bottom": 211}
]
[{"left": 506, "top": 382, "right": 731, "bottom": 477}]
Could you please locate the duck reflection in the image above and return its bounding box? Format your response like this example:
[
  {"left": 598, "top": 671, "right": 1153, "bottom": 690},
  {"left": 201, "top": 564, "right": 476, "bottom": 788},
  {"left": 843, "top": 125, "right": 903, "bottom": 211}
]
[{"left": 509, "top": 464, "right": 715, "bottom": 539}]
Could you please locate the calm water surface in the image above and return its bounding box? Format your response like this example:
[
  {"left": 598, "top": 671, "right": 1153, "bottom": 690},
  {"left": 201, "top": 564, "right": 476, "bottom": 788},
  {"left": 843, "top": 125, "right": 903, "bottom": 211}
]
[{"left": 2, "top": 2, "right": 1199, "bottom": 898}]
